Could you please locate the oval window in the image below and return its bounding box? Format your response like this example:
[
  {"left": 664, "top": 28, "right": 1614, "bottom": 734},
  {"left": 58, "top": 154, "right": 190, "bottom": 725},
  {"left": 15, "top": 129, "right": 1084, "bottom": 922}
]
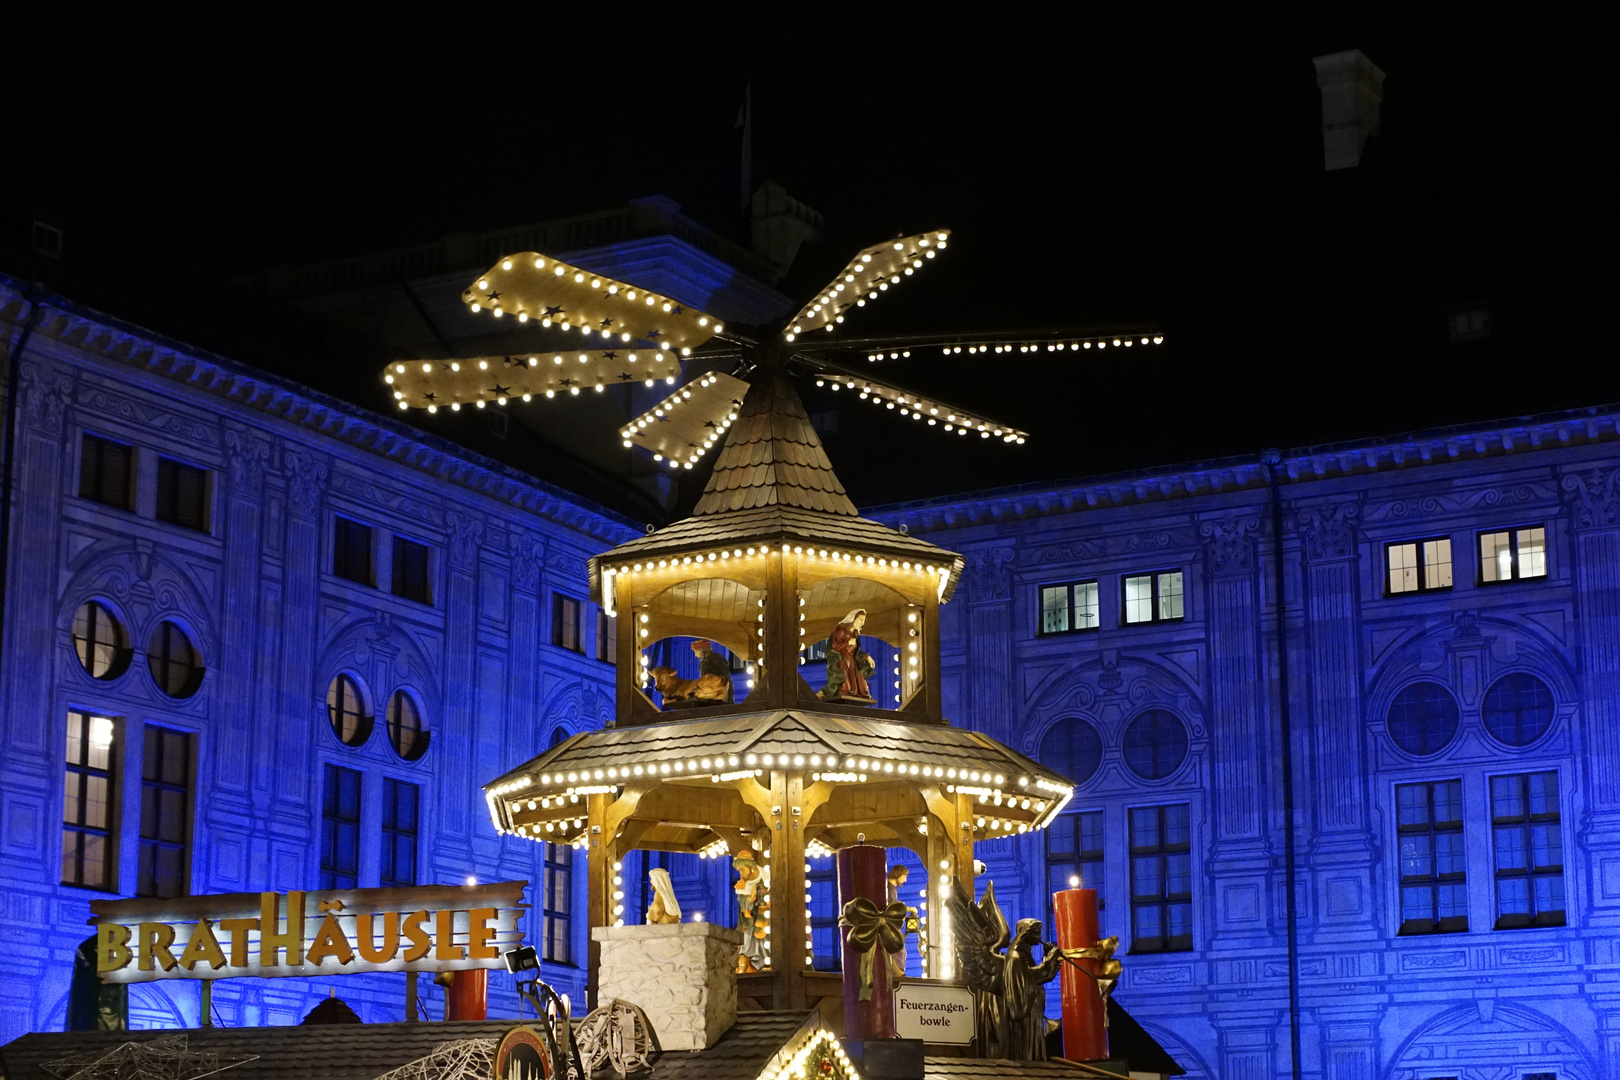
[
  {"left": 1038, "top": 717, "right": 1104, "bottom": 786},
  {"left": 147, "top": 622, "right": 204, "bottom": 698},
  {"left": 386, "top": 690, "right": 429, "bottom": 761},
  {"left": 1122, "top": 709, "right": 1188, "bottom": 780},
  {"left": 72, "top": 601, "right": 131, "bottom": 680},
  {"left": 1482, "top": 673, "right": 1555, "bottom": 747},
  {"left": 326, "top": 674, "right": 373, "bottom": 747},
  {"left": 1387, "top": 681, "right": 1460, "bottom": 756}
]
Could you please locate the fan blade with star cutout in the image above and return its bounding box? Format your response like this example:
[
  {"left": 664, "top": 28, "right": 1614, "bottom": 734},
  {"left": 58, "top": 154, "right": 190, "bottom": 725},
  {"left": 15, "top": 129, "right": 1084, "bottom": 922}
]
[
  {"left": 618, "top": 372, "right": 750, "bottom": 470},
  {"left": 784, "top": 229, "right": 951, "bottom": 341},
  {"left": 384, "top": 349, "right": 688, "bottom": 411}
]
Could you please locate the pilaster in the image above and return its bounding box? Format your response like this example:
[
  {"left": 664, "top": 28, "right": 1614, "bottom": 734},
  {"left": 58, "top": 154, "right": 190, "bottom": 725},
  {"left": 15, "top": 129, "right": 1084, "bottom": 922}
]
[
  {"left": 962, "top": 541, "right": 1015, "bottom": 739},
  {"left": 435, "top": 507, "right": 483, "bottom": 865},
  {"left": 271, "top": 449, "right": 326, "bottom": 849}
]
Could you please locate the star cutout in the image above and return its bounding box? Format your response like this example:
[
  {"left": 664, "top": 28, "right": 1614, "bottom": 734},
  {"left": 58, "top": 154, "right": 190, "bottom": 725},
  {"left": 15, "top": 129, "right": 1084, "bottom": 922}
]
[
  {"left": 484, "top": 290, "right": 502, "bottom": 302},
  {"left": 544, "top": 305, "right": 565, "bottom": 317},
  {"left": 646, "top": 328, "right": 662, "bottom": 339},
  {"left": 671, "top": 303, "right": 684, "bottom": 314},
  {"left": 703, "top": 420, "right": 718, "bottom": 428},
  {"left": 489, "top": 383, "right": 511, "bottom": 396},
  {"left": 598, "top": 317, "right": 614, "bottom": 329},
  {"left": 559, "top": 378, "right": 574, "bottom": 387},
  {"left": 601, "top": 351, "right": 618, "bottom": 361},
  {"left": 424, "top": 391, "right": 437, "bottom": 401},
  {"left": 655, "top": 414, "right": 671, "bottom": 423},
  {"left": 618, "top": 372, "right": 636, "bottom": 381}
]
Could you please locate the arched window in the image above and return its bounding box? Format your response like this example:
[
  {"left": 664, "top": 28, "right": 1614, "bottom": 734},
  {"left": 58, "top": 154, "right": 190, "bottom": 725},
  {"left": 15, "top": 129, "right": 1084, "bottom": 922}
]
[
  {"left": 386, "top": 690, "right": 429, "bottom": 760},
  {"left": 1038, "top": 718, "right": 1104, "bottom": 786},
  {"left": 1122, "top": 710, "right": 1188, "bottom": 781},
  {"left": 72, "top": 601, "right": 131, "bottom": 680},
  {"left": 550, "top": 726, "right": 571, "bottom": 748},
  {"left": 326, "top": 674, "right": 372, "bottom": 747},
  {"left": 1483, "top": 673, "right": 1555, "bottom": 747},
  {"left": 1387, "top": 682, "right": 1460, "bottom": 756},
  {"left": 147, "top": 622, "right": 204, "bottom": 698}
]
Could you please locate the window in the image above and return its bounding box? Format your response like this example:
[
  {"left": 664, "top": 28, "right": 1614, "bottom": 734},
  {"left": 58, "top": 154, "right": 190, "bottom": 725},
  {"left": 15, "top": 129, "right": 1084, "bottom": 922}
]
[
  {"left": 333, "top": 517, "right": 374, "bottom": 585},
  {"left": 79, "top": 435, "right": 134, "bottom": 511},
  {"left": 1039, "top": 581, "right": 1100, "bottom": 635},
  {"left": 381, "top": 778, "right": 419, "bottom": 888},
  {"left": 386, "top": 690, "right": 428, "bottom": 761},
  {"left": 1397, "top": 780, "right": 1467, "bottom": 934},
  {"left": 391, "top": 536, "right": 432, "bottom": 604},
  {"left": 138, "top": 726, "right": 191, "bottom": 899},
  {"left": 1447, "top": 304, "right": 1491, "bottom": 343},
  {"left": 1482, "top": 673, "right": 1555, "bottom": 747},
  {"left": 1128, "top": 805, "right": 1191, "bottom": 952},
  {"left": 32, "top": 219, "right": 63, "bottom": 259},
  {"left": 72, "top": 601, "right": 131, "bottom": 680},
  {"left": 1387, "top": 682, "right": 1460, "bottom": 757},
  {"left": 320, "top": 765, "right": 362, "bottom": 890},
  {"left": 1039, "top": 718, "right": 1104, "bottom": 786},
  {"left": 552, "top": 594, "right": 583, "bottom": 653},
  {"left": 147, "top": 622, "right": 204, "bottom": 698},
  {"left": 542, "top": 841, "right": 572, "bottom": 963},
  {"left": 808, "top": 857, "right": 842, "bottom": 971},
  {"left": 1479, "top": 526, "right": 1546, "bottom": 583},
  {"left": 1122, "top": 710, "right": 1188, "bottom": 781},
  {"left": 1123, "top": 570, "right": 1183, "bottom": 625},
  {"left": 155, "top": 458, "right": 209, "bottom": 533},
  {"left": 326, "top": 674, "right": 373, "bottom": 747},
  {"left": 1046, "top": 810, "right": 1105, "bottom": 932},
  {"left": 62, "top": 712, "right": 117, "bottom": 890},
  {"left": 1491, "top": 771, "right": 1564, "bottom": 929},
  {"left": 596, "top": 612, "right": 617, "bottom": 664},
  {"left": 1385, "top": 537, "right": 1452, "bottom": 594}
]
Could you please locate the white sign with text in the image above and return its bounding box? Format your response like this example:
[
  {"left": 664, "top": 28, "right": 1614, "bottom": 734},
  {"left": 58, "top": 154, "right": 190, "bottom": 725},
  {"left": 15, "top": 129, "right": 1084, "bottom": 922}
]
[{"left": 892, "top": 980, "right": 975, "bottom": 1044}]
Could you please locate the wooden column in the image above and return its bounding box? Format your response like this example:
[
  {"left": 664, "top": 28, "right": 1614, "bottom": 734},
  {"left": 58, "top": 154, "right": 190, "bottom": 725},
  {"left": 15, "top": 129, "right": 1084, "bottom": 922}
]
[
  {"left": 615, "top": 578, "right": 638, "bottom": 726},
  {"left": 586, "top": 791, "right": 610, "bottom": 1010},
  {"left": 763, "top": 769, "right": 809, "bottom": 1010},
  {"left": 763, "top": 548, "right": 799, "bottom": 709}
]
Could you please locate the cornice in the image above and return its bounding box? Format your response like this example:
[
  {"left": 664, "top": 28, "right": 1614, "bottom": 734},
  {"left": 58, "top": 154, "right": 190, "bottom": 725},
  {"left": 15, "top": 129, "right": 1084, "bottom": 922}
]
[
  {"left": 867, "top": 408, "right": 1620, "bottom": 533},
  {"left": 0, "top": 283, "right": 640, "bottom": 548}
]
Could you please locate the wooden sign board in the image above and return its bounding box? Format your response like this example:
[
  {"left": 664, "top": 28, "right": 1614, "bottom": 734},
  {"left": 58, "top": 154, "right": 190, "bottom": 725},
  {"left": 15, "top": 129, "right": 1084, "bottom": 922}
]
[
  {"left": 892, "top": 979, "right": 975, "bottom": 1045},
  {"left": 89, "top": 882, "right": 526, "bottom": 983}
]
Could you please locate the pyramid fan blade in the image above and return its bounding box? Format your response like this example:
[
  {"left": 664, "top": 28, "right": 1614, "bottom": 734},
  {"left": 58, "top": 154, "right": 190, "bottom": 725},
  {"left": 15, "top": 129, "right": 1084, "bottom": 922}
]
[
  {"left": 461, "top": 251, "right": 724, "bottom": 351},
  {"left": 382, "top": 349, "right": 686, "bottom": 411},
  {"left": 620, "top": 372, "right": 750, "bottom": 470},
  {"left": 785, "top": 230, "right": 950, "bottom": 340},
  {"left": 815, "top": 371, "right": 1028, "bottom": 443}
]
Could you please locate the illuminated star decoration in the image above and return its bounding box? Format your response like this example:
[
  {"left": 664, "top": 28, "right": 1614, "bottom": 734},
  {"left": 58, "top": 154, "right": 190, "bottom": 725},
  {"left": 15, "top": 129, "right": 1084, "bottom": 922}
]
[{"left": 43, "top": 1036, "right": 258, "bottom": 1080}]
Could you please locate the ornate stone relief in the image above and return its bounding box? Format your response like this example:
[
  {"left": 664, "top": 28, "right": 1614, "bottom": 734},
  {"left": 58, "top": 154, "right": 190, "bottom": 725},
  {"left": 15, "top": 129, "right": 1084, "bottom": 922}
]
[
  {"left": 509, "top": 531, "right": 546, "bottom": 595},
  {"left": 1561, "top": 465, "right": 1620, "bottom": 531},
  {"left": 447, "top": 510, "right": 485, "bottom": 571},
  {"left": 283, "top": 451, "right": 329, "bottom": 520},
  {"left": 1199, "top": 513, "right": 1260, "bottom": 576},
  {"left": 76, "top": 385, "right": 214, "bottom": 445},
  {"left": 962, "top": 543, "right": 1015, "bottom": 603},
  {"left": 1293, "top": 501, "right": 1360, "bottom": 562},
  {"left": 20, "top": 360, "right": 72, "bottom": 433},
  {"left": 223, "top": 424, "right": 272, "bottom": 499}
]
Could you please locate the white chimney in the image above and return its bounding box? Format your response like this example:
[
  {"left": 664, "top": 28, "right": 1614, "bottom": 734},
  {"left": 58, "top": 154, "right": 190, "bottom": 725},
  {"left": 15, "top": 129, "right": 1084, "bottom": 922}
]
[{"left": 1313, "top": 50, "right": 1385, "bottom": 171}]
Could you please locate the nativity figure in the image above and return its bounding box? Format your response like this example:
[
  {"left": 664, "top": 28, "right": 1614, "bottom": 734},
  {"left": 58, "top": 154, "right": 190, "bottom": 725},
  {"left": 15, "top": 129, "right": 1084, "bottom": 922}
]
[{"left": 818, "top": 608, "right": 875, "bottom": 703}]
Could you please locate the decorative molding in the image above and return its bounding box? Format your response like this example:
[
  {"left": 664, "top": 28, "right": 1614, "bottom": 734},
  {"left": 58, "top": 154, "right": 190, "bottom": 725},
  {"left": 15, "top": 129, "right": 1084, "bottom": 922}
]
[
  {"left": 1199, "top": 513, "right": 1260, "bottom": 576},
  {"left": 329, "top": 473, "right": 442, "bottom": 527},
  {"left": 283, "top": 450, "right": 329, "bottom": 520},
  {"left": 1561, "top": 466, "right": 1620, "bottom": 531},
  {"left": 75, "top": 383, "right": 214, "bottom": 445},
  {"left": 510, "top": 531, "right": 546, "bottom": 595},
  {"left": 962, "top": 543, "right": 1015, "bottom": 603},
  {"left": 223, "top": 424, "right": 272, "bottom": 499},
  {"left": 1294, "top": 502, "right": 1360, "bottom": 562},
  {"left": 447, "top": 510, "right": 485, "bottom": 572},
  {"left": 1363, "top": 482, "right": 1557, "bottom": 522},
  {"left": 19, "top": 359, "right": 72, "bottom": 433}
]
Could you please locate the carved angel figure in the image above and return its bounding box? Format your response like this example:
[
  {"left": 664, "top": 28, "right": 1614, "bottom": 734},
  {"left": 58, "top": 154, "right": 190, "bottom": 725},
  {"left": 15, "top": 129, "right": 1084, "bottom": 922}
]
[{"left": 945, "top": 878, "right": 1070, "bottom": 1061}]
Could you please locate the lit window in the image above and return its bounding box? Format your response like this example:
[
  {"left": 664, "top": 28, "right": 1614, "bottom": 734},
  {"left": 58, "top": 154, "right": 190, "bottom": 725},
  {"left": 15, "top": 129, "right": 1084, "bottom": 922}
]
[
  {"left": 381, "top": 778, "right": 419, "bottom": 888},
  {"left": 326, "top": 674, "right": 373, "bottom": 747},
  {"left": 1121, "top": 710, "right": 1188, "bottom": 780},
  {"left": 386, "top": 690, "right": 428, "bottom": 761},
  {"left": 1386, "top": 682, "right": 1460, "bottom": 757},
  {"left": 1385, "top": 537, "right": 1452, "bottom": 594},
  {"left": 1128, "top": 805, "right": 1191, "bottom": 953},
  {"left": 62, "top": 711, "right": 118, "bottom": 891},
  {"left": 1038, "top": 581, "right": 1099, "bottom": 635},
  {"left": 1046, "top": 810, "right": 1105, "bottom": 934},
  {"left": 1396, "top": 780, "right": 1467, "bottom": 935},
  {"left": 391, "top": 536, "right": 432, "bottom": 604},
  {"left": 79, "top": 435, "right": 134, "bottom": 511},
  {"left": 155, "top": 458, "right": 209, "bottom": 533},
  {"left": 1482, "top": 673, "right": 1554, "bottom": 747},
  {"left": 72, "top": 601, "right": 131, "bottom": 680},
  {"left": 320, "top": 765, "right": 361, "bottom": 890},
  {"left": 1491, "top": 771, "right": 1564, "bottom": 930},
  {"left": 1123, "top": 571, "right": 1183, "bottom": 625},
  {"left": 553, "top": 594, "right": 583, "bottom": 653},
  {"left": 1479, "top": 526, "right": 1546, "bottom": 584},
  {"left": 138, "top": 726, "right": 191, "bottom": 899},
  {"left": 597, "top": 611, "right": 617, "bottom": 664},
  {"left": 1039, "top": 717, "right": 1104, "bottom": 786},
  {"left": 333, "top": 517, "right": 374, "bottom": 586},
  {"left": 147, "top": 621, "right": 203, "bottom": 698}
]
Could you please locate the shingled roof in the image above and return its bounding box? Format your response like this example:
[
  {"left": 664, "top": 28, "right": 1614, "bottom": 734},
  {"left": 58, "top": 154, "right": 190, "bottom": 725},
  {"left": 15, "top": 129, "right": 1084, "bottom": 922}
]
[{"left": 692, "top": 371, "right": 857, "bottom": 517}]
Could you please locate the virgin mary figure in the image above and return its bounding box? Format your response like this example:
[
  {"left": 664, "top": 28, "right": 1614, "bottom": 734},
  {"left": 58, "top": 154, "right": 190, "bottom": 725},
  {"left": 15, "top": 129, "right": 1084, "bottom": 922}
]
[{"left": 818, "top": 608, "right": 875, "bottom": 702}]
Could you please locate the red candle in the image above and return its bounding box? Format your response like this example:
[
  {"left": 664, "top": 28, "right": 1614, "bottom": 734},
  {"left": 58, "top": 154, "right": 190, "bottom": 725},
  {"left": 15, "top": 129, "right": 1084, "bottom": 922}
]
[
  {"left": 838, "top": 846, "right": 896, "bottom": 1041},
  {"left": 1052, "top": 887, "right": 1106, "bottom": 1061},
  {"left": 445, "top": 968, "right": 488, "bottom": 1021}
]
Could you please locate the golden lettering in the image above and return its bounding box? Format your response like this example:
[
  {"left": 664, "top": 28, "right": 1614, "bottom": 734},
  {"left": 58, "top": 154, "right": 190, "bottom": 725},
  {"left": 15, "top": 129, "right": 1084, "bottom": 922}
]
[
  {"left": 357, "top": 912, "right": 400, "bottom": 964},
  {"left": 435, "top": 909, "right": 464, "bottom": 960},
  {"left": 259, "top": 891, "right": 306, "bottom": 967},
  {"left": 96, "top": 923, "right": 132, "bottom": 973},
  {"left": 218, "top": 918, "right": 259, "bottom": 967},
  {"left": 467, "top": 907, "right": 499, "bottom": 960},
  {"left": 138, "top": 923, "right": 178, "bottom": 972},
  {"left": 306, "top": 913, "right": 355, "bottom": 966},
  {"left": 178, "top": 920, "right": 227, "bottom": 971},
  {"left": 401, "top": 910, "right": 432, "bottom": 962}
]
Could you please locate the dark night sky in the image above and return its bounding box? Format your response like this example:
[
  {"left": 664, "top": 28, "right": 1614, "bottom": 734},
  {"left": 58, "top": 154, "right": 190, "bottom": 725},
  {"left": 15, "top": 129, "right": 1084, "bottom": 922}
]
[{"left": 6, "top": 4, "right": 1620, "bottom": 510}]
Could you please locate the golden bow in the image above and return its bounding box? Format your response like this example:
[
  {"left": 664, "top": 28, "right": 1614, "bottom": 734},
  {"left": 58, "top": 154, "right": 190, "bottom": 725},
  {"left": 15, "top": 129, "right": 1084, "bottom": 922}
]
[{"left": 838, "top": 898, "right": 910, "bottom": 1001}]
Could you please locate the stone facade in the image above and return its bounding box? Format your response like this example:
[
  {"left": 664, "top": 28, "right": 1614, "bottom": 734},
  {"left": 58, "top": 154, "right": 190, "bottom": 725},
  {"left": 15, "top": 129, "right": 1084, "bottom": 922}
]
[{"left": 591, "top": 923, "right": 741, "bottom": 1050}]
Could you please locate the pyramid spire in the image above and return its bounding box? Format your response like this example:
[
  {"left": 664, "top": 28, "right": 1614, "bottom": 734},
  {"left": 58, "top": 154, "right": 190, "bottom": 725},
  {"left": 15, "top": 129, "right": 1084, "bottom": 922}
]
[{"left": 693, "top": 370, "right": 858, "bottom": 516}]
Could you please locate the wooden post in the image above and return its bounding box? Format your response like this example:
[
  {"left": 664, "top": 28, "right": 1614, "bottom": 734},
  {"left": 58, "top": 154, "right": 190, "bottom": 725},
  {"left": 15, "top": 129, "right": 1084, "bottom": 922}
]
[
  {"left": 763, "top": 768, "right": 810, "bottom": 1010},
  {"left": 586, "top": 791, "right": 610, "bottom": 1010},
  {"left": 925, "top": 816, "right": 953, "bottom": 979},
  {"left": 955, "top": 791, "right": 976, "bottom": 901},
  {"left": 615, "top": 579, "right": 638, "bottom": 726},
  {"left": 199, "top": 980, "right": 212, "bottom": 1027},
  {"left": 406, "top": 971, "right": 419, "bottom": 1021},
  {"left": 923, "top": 587, "right": 942, "bottom": 718}
]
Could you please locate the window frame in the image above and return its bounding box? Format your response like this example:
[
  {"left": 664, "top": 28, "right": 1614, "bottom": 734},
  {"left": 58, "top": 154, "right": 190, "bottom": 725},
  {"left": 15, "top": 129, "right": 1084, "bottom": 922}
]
[
  {"left": 380, "top": 777, "right": 420, "bottom": 889},
  {"left": 390, "top": 535, "right": 433, "bottom": 605},
  {"left": 78, "top": 434, "right": 136, "bottom": 512},
  {"left": 154, "top": 456, "right": 211, "bottom": 534},
  {"left": 332, "top": 516, "right": 376, "bottom": 587},
  {"left": 385, "top": 689, "right": 429, "bottom": 761},
  {"left": 1489, "top": 770, "right": 1565, "bottom": 930},
  {"left": 326, "top": 673, "right": 374, "bottom": 748},
  {"left": 1477, "top": 524, "right": 1548, "bottom": 585},
  {"left": 62, "top": 711, "right": 120, "bottom": 892},
  {"left": 1395, "top": 779, "right": 1468, "bottom": 936},
  {"left": 146, "top": 621, "right": 204, "bottom": 699},
  {"left": 72, "top": 600, "right": 132, "bottom": 681},
  {"left": 1045, "top": 809, "right": 1106, "bottom": 935},
  {"left": 137, "top": 725, "right": 193, "bottom": 899},
  {"left": 552, "top": 593, "right": 584, "bottom": 654},
  {"left": 1383, "top": 535, "right": 1454, "bottom": 596},
  {"left": 320, "top": 764, "right": 363, "bottom": 890},
  {"left": 1121, "top": 569, "right": 1185, "bottom": 626},
  {"left": 1127, "top": 803, "right": 1193, "bottom": 954},
  {"left": 596, "top": 611, "right": 617, "bottom": 664},
  {"left": 542, "top": 840, "right": 573, "bottom": 964},
  {"left": 1037, "top": 580, "right": 1101, "bottom": 637}
]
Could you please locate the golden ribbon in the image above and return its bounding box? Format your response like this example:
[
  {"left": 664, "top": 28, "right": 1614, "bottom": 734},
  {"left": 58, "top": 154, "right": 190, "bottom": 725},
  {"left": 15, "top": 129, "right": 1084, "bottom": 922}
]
[{"left": 838, "top": 898, "right": 909, "bottom": 1001}]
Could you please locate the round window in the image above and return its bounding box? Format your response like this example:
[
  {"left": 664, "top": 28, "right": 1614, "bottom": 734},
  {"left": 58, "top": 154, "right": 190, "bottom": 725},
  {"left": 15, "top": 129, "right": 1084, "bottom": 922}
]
[
  {"left": 72, "top": 601, "right": 131, "bottom": 680},
  {"left": 1122, "top": 709, "right": 1188, "bottom": 780},
  {"left": 326, "top": 674, "right": 373, "bottom": 747},
  {"left": 1387, "top": 681, "right": 1460, "bottom": 756},
  {"left": 386, "top": 690, "right": 429, "bottom": 761},
  {"left": 1038, "top": 717, "right": 1104, "bottom": 786},
  {"left": 1482, "top": 673, "right": 1555, "bottom": 747},
  {"left": 147, "top": 622, "right": 204, "bottom": 698}
]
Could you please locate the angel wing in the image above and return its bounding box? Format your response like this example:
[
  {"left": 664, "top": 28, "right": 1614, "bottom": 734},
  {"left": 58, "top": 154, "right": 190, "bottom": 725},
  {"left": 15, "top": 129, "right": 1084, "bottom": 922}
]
[{"left": 944, "top": 876, "right": 1007, "bottom": 997}]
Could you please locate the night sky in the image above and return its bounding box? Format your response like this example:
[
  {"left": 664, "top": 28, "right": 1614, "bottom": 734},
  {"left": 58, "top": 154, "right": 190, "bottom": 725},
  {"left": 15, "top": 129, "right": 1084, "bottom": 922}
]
[{"left": 7, "top": 4, "right": 1619, "bottom": 509}]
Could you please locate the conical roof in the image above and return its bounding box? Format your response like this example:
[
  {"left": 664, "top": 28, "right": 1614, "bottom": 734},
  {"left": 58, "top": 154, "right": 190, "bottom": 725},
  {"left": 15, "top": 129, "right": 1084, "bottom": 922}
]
[{"left": 692, "top": 370, "right": 858, "bottom": 516}]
